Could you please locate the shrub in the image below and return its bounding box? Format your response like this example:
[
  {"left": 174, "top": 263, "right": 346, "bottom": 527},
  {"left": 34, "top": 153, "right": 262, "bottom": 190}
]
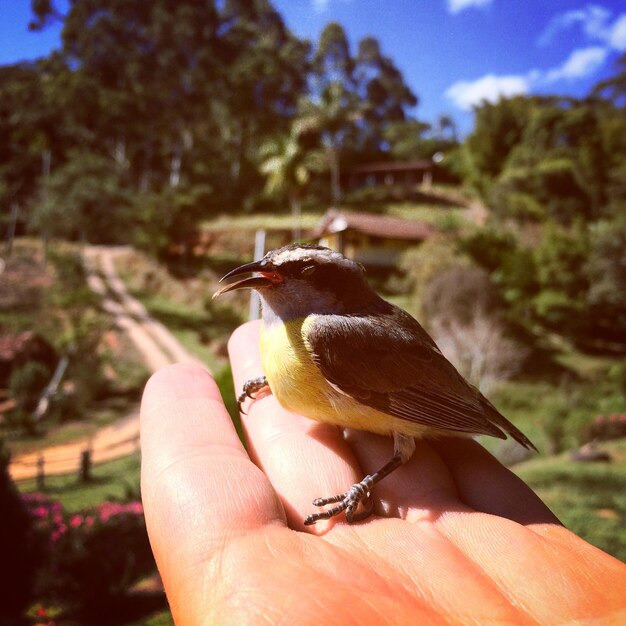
[
  {"left": 41, "top": 500, "right": 156, "bottom": 614},
  {"left": 20, "top": 494, "right": 157, "bottom": 617},
  {"left": 0, "top": 447, "right": 45, "bottom": 620},
  {"left": 9, "top": 361, "right": 51, "bottom": 413}
]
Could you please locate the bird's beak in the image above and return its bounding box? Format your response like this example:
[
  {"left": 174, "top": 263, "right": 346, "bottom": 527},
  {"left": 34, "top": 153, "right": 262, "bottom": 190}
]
[{"left": 213, "top": 259, "right": 281, "bottom": 298}]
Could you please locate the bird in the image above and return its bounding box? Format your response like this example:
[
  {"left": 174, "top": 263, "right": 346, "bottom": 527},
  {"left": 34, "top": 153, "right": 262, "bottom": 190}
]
[{"left": 214, "top": 243, "right": 536, "bottom": 525}]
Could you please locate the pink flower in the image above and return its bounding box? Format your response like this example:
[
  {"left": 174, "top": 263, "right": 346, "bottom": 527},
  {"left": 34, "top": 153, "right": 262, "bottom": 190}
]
[
  {"left": 70, "top": 515, "right": 83, "bottom": 528},
  {"left": 33, "top": 506, "right": 49, "bottom": 518}
]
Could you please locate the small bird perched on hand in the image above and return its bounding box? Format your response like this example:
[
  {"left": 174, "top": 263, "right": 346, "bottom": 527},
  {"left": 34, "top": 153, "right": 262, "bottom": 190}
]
[{"left": 215, "top": 243, "right": 536, "bottom": 525}]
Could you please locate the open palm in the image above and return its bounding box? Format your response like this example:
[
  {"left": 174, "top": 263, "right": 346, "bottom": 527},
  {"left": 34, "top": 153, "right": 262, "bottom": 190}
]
[{"left": 141, "top": 322, "right": 626, "bottom": 625}]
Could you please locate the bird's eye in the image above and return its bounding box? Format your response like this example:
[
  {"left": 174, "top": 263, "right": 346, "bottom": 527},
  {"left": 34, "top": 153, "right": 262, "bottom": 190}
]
[{"left": 301, "top": 265, "right": 316, "bottom": 276}]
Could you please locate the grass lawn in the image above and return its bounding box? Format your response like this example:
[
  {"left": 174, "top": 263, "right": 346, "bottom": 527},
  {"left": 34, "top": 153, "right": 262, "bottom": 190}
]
[
  {"left": 515, "top": 439, "right": 626, "bottom": 563},
  {"left": 18, "top": 453, "right": 141, "bottom": 513},
  {"left": 134, "top": 291, "right": 226, "bottom": 373},
  {"left": 202, "top": 211, "right": 324, "bottom": 232},
  {"left": 200, "top": 199, "right": 470, "bottom": 235}
]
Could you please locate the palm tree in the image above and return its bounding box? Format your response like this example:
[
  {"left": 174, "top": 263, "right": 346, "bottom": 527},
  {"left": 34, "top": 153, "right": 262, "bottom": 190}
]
[
  {"left": 260, "top": 124, "right": 321, "bottom": 240},
  {"left": 298, "top": 82, "right": 359, "bottom": 205}
]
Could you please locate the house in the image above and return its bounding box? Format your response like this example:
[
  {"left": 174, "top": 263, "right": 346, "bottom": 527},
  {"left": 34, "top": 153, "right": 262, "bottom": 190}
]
[
  {"left": 343, "top": 160, "right": 435, "bottom": 191},
  {"left": 312, "top": 209, "right": 435, "bottom": 268}
]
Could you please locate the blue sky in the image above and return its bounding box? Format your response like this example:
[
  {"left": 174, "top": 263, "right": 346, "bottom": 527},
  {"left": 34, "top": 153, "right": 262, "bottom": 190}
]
[{"left": 2, "top": 1, "right": 626, "bottom": 133}]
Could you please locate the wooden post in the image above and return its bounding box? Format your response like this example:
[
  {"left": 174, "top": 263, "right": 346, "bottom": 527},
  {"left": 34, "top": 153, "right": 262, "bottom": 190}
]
[
  {"left": 79, "top": 448, "right": 92, "bottom": 483},
  {"left": 36, "top": 454, "right": 45, "bottom": 491},
  {"left": 249, "top": 230, "right": 265, "bottom": 321},
  {"left": 5, "top": 202, "right": 19, "bottom": 257}
]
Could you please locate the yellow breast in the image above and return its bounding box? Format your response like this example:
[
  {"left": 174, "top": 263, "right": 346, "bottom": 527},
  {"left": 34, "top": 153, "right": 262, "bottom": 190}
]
[
  {"left": 260, "top": 316, "right": 331, "bottom": 418},
  {"left": 259, "top": 316, "right": 430, "bottom": 438}
]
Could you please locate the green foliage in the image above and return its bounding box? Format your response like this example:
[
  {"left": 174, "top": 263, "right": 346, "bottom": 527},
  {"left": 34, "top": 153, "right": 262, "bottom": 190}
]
[
  {"left": 20, "top": 454, "right": 142, "bottom": 513},
  {"left": 42, "top": 251, "right": 108, "bottom": 417},
  {"left": 459, "top": 220, "right": 626, "bottom": 346},
  {"left": 259, "top": 124, "right": 324, "bottom": 217},
  {"left": 9, "top": 361, "right": 51, "bottom": 413},
  {"left": 530, "top": 223, "right": 590, "bottom": 330},
  {"left": 398, "top": 236, "right": 467, "bottom": 317},
  {"left": 31, "top": 150, "right": 133, "bottom": 244},
  {"left": 21, "top": 491, "right": 156, "bottom": 617},
  {"left": 44, "top": 501, "right": 155, "bottom": 615},
  {"left": 460, "top": 228, "right": 539, "bottom": 318},
  {"left": 585, "top": 218, "right": 626, "bottom": 333},
  {"left": 132, "top": 184, "right": 214, "bottom": 256},
  {"left": 465, "top": 93, "right": 623, "bottom": 231},
  {"left": 462, "top": 96, "right": 534, "bottom": 193},
  {"left": 490, "top": 157, "right": 591, "bottom": 224}
]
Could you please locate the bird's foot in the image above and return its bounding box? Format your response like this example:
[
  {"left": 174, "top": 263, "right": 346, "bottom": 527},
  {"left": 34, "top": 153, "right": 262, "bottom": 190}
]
[
  {"left": 237, "top": 376, "right": 269, "bottom": 414},
  {"left": 304, "top": 476, "right": 375, "bottom": 525}
]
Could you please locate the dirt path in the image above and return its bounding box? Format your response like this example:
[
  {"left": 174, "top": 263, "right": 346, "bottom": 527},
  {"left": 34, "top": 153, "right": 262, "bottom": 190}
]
[{"left": 9, "top": 245, "right": 205, "bottom": 481}]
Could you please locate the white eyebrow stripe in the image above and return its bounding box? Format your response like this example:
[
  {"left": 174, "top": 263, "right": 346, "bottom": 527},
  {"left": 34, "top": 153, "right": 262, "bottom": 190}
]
[{"left": 272, "top": 247, "right": 356, "bottom": 270}]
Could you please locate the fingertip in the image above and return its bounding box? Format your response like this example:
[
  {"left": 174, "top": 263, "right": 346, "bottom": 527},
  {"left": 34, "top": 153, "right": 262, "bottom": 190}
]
[
  {"left": 142, "top": 362, "right": 219, "bottom": 409},
  {"left": 228, "top": 321, "right": 262, "bottom": 360}
]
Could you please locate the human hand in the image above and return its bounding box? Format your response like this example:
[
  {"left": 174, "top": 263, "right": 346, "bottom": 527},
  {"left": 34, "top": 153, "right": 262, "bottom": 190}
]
[{"left": 141, "top": 321, "right": 626, "bottom": 625}]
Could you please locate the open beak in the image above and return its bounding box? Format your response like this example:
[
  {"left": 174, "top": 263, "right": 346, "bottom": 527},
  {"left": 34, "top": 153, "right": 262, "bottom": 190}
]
[{"left": 213, "top": 259, "right": 281, "bottom": 298}]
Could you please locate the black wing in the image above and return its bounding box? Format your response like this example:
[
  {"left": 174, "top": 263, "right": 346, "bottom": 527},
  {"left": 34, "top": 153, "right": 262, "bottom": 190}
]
[{"left": 306, "top": 305, "right": 535, "bottom": 449}]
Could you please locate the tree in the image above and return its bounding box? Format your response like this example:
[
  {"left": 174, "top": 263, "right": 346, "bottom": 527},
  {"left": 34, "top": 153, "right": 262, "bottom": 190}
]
[
  {"left": 353, "top": 36, "right": 417, "bottom": 152},
  {"left": 259, "top": 123, "right": 322, "bottom": 239},
  {"left": 214, "top": 0, "right": 309, "bottom": 200},
  {"left": 298, "top": 81, "right": 358, "bottom": 204},
  {"left": 593, "top": 51, "right": 626, "bottom": 105},
  {"left": 585, "top": 218, "right": 626, "bottom": 341},
  {"left": 0, "top": 58, "right": 70, "bottom": 240},
  {"left": 303, "top": 23, "right": 417, "bottom": 202},
  {"left": 26, "top": 0, "right": 309, "bottom": 219},
  {"left": 383, "top": 119, "right": 432, "bottom": 160},
  {"left": 302, "top": 22, "right": 358, "bottom": 203},
  {"left": 31, "top": 150, "right": 132, "bottom": 243},
  {"left": 463, "top": 96, "right": 535, "bottom": 196}
]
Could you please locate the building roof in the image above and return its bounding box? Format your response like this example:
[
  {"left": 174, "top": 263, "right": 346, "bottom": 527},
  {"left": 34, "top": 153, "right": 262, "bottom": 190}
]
[
  {"left": 313, "top": 209, "right": 435, "bottom": 241},
  {"left": 345, "top": 160, "right": 433, "bottom": 175}
]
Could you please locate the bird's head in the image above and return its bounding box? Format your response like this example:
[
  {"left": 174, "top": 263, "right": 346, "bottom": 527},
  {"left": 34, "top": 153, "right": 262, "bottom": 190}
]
[{"left": 214, "top": 243, "right": 375, "bottom": 320}]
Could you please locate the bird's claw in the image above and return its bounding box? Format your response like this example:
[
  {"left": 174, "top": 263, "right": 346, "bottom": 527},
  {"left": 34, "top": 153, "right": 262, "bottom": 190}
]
[
  {"left": 304, "top": 478, "right": 375, "bottom": 525},
  {"left": 237, "top": 376, "right": 268, "bottom": 414}
]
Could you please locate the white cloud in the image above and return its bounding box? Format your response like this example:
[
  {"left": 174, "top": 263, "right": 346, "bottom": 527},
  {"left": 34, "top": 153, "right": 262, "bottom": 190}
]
[
  {"left": 544, "top": 46, "right": 609, "bottom": 83},
  {"left": 447, "top": 0, "right": 493, "bottom": 15},
  {"left": 540, "top": 5, "right": 626, "bottom": 52},
  {"left": 539, "top": 5, "right": 612, "bottom": 46},
  {"left": 608, "top": 14, "right": 626, "bottom": 51},
  {"left": 445, "top": 74, "right": 530, "bottom": 110},
  {"left": 313, "top": 0, "right": 331, "bottom": 11},
  {"left": 445, "top": 45, "right": 609, "bottom": 111},
  {"left": 312, "top": 0, "right": 354, "bottom": 13}
]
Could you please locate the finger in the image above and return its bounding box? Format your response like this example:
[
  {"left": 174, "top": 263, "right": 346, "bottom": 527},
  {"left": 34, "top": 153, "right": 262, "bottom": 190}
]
[
  {"left": 229, "top": 321, "right": 365, "bottom": 531},
  {"left": 430, "top": 438, "right": 560, "bottom": 525},
  {"left": 140, "top": 363, "right": 285, "bottom": 621}
]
